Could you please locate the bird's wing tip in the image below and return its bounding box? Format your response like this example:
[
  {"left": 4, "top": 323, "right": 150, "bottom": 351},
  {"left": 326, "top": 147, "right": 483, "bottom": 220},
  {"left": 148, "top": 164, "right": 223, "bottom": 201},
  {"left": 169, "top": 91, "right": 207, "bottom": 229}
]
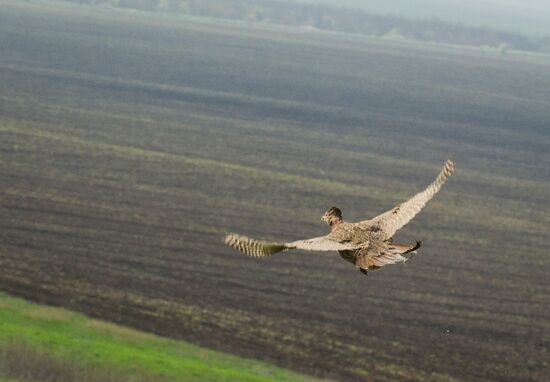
[
  {"left": 224, "top": 233, "right": 288, "bottom": 257},
  {"left": 223, "top": 233, "right": 237, "bottom": 244}
]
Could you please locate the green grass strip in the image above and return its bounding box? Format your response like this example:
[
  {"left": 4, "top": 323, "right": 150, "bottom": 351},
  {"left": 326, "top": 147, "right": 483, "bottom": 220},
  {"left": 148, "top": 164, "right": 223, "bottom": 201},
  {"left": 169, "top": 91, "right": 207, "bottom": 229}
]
[{"left": 0, "top": 293, "right": 323, "bottom": 382}]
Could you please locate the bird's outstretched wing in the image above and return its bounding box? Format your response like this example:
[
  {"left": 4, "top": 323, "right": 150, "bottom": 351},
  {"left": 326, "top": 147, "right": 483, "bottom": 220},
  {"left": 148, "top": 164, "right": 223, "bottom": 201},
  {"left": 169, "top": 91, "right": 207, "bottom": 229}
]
[
  {"left": 359, "top": 159, "right": 454, "bottom": 239},
  {"left": 224, "top": 233, "right": 361, "bottom": 258}
]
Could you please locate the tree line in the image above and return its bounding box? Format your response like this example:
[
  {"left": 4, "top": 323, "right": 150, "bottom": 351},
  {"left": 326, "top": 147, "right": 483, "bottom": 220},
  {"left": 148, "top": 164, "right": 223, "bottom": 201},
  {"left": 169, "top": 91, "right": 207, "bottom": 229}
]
[{"left": 69, "top": 0, "right": 550, "bottom": 53}]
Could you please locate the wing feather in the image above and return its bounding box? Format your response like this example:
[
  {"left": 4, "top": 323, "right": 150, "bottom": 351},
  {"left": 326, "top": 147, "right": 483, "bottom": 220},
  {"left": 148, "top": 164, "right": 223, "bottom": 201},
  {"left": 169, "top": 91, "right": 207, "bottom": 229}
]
[
  {"left": 288, "top": 237, "right": 360, "bottom": 251},
  {"left": 224, "top": 233, "right": 361, "bottom": 257},
  {"left": 224, "top": 234, "right": 289, "bottom": 257},
  {"left": 360, "top": 159, "right": 454, "bottom": 238}
]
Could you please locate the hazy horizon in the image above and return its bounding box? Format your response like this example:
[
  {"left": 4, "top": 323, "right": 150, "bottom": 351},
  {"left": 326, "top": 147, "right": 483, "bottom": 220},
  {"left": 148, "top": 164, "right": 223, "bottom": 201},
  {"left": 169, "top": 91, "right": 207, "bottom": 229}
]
[{"left": 293, "top": 0, "right": 550, "bottom": 35}]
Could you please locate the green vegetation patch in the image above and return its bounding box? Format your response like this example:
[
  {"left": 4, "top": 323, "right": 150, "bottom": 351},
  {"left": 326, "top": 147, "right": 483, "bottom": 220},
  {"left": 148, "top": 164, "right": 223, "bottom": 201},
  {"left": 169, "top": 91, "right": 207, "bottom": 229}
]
[{"left": 0, "top": 293, "right": 323, "bottom": 382}]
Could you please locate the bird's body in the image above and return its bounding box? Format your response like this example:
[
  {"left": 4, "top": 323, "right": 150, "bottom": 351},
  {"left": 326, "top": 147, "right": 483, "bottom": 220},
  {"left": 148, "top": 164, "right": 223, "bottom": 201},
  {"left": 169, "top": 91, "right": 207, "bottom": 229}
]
[
  {"left": 320, "top": 220, "right": 419, "bottom": 273},
  {"left": 224, "top": 160, "right": 454, "bottom": 275}
]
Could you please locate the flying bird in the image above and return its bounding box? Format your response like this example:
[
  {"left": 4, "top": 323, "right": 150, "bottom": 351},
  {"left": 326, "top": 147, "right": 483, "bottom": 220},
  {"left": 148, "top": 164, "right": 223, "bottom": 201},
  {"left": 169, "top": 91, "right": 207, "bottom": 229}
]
[{"left": 224, "top": 160, "right": 454, "bottom": 275}]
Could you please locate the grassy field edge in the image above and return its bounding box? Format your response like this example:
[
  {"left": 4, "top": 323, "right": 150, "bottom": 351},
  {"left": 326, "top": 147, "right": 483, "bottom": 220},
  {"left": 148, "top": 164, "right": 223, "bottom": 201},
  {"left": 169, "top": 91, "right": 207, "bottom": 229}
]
[{"left": 0, "top": 292, "right": 325, "bottom": 382}]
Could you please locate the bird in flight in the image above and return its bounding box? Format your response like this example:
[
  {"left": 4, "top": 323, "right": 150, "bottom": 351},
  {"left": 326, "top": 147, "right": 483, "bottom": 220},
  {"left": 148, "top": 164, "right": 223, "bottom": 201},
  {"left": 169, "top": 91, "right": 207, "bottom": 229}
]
[{"left": 225, "top": 160, "right": 454, "bottom": 275}]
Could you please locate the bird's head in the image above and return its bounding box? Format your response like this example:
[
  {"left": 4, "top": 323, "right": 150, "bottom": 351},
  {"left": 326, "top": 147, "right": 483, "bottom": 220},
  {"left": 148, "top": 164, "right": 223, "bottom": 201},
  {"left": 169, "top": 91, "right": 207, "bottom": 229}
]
[{"left": 321, "top": 206, "right": 343, "bottom": 226}]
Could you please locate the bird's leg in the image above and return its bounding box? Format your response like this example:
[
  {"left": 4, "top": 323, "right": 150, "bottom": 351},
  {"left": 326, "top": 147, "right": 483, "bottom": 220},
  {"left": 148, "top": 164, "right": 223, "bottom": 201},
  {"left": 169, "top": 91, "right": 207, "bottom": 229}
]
[{"left": 403, "top": 252, "right": 415, "bottom": 261}]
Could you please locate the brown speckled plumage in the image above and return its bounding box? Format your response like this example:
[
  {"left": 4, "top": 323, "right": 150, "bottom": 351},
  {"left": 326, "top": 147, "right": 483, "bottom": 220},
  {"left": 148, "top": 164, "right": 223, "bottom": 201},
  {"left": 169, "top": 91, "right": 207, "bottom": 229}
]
[{"left": 224, "top": 160, "right": 454, "bottom": 275}]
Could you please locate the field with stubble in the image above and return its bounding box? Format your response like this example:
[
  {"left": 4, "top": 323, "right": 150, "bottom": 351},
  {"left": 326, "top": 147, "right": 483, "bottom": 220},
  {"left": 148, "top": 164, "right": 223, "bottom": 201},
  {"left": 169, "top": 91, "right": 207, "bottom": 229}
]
[{"left": 0, "top": 1, "right": 549, "bottom": 381}]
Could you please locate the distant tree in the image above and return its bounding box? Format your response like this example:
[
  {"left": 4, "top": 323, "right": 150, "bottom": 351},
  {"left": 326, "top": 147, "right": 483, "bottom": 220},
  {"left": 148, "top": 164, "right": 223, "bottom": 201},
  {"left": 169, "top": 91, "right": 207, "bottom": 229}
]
[{"left": 497, "top": 42, "right": 509, "bottom": 55}]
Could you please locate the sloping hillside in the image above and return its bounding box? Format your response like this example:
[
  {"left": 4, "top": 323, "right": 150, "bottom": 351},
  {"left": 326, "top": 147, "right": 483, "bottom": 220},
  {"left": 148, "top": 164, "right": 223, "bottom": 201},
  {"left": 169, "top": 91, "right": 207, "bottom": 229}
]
[{"left": 0, "top": 292, "right": 323, "bottom": 382}]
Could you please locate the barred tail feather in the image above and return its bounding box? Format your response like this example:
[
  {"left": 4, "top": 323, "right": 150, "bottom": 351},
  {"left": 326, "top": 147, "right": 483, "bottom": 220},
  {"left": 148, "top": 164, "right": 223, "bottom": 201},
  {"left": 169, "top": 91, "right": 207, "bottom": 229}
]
[
  {"left": 357, "top": 241, "right": 421, "bottom": 270},
  {"left": 390, "top": 240, "right": 421, "bottom": 255}
]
